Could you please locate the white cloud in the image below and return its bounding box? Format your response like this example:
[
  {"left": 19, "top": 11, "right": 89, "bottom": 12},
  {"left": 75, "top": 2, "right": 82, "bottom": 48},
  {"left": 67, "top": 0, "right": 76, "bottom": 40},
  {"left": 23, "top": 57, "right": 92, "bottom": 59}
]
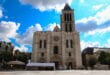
[
  {"left": 87, "top": 25, "right": 110, "bottom": 35},
  {"left": 92, "top": 4, "right": 103, "bottom": 11},
  {"left": 0, "top": 8, "right": 3, "bottom": 18},
  {"left": 19, "top": 0, "right": 72, "bottom": 12},
  {"left": 16, "top": 23, "right": 42, "bottom": 45},
  {"left": 14, "top": 45, "right": 28, "bottom": 52},
  {"left": 103, "top": 39, "right": 110, "bottom": 48},
  {"left": 80, "top": 0, "right": 84, "bottom": 3},
  {"left": 107, "top": 39, "right": 110, "bottom": 43},
  {"left": 95, "top": 6, "right": 110, "bottom": 25},
  {"left": 80, "top": 38, "right": 110, "bottom": 51},
  {"left": 0, "top": 21, "right": 20, "bottom": 41},
  {"left": 77, "top": 5, "right": 110, "bottom": 25},
  {"left": 81, "top": 40, "right": 100, "bottom": 51},
  {"left": 76, "top": 5, "right": 110, "bottom": 35}
]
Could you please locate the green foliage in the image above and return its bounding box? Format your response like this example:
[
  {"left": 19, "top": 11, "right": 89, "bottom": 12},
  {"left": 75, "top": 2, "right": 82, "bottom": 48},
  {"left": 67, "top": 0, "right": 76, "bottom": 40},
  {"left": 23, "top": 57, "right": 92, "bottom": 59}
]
[
  {"left": 0, "top": 51, "right": 13, "bottom": 62},
  {"left": 106, "top": 57, "right": 110, "bottom": 65},
  {"left": 16, "top": 52, "right": 28, "bottom": 64},
  {"left": 98, "top": 51, "right": 106, "bottom": 64},
  {"left": 0, "top": 41, "right": 31, "bottom": 70},
  {"left": 98, "top": 51, "right": 110, "bottom": 65}
]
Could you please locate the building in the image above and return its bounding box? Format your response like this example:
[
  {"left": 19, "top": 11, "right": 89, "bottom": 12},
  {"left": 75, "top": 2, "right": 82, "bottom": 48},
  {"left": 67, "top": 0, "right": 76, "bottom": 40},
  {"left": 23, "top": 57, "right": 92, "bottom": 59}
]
[
  {"left": 82, "top": 47, "right": 110, "bottom": 68},
  {"left": 82, "top": 47, "right": 110, "bottom": 59},
  {"left": 31, "top": 4, "right": 82, "bottom": 69}
]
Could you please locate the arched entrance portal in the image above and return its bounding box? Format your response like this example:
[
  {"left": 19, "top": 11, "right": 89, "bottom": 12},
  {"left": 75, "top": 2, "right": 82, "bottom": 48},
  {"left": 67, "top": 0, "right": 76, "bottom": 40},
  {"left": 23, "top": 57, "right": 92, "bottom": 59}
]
[
  {"left": 53, "top": 46, "right": 58, "bottom": 54},
  {"left": 67, "top": 62, "right": 73, "bottom": 69},
  {"left": 53, "top": 61, "right": 59, "bottom": 69}
]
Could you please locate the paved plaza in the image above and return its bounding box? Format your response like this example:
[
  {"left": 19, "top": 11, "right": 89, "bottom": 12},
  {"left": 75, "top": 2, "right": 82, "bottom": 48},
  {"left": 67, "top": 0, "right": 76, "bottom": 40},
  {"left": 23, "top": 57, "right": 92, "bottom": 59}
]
[{"left": 0, "top": 70, "right": 110, "bottom": 75}]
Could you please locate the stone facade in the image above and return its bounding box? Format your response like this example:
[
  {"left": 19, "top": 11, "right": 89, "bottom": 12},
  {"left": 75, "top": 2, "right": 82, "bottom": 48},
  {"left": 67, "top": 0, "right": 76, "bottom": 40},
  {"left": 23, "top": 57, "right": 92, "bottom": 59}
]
[{"left": 31, "top": 4, "right": 82, "bottom": 69}]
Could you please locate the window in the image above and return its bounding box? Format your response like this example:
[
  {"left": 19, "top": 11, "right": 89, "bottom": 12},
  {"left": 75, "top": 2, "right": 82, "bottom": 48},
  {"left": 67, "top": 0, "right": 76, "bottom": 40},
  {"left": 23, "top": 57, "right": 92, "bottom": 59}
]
[
  {"left": 41, "top": 53, "right": 44, "bottom": 57},
  {"left": 54, "top": 61, "right": 59, "bottom": 69},
  {"left": 39, "top": 40, "right": 42, "bottom": 48},
  {"left": 67, "top": 14, "right": 69, "bottom": 21},
  {"left": 64, "top": 13, "right": 66, "bottom": 21},
  {"left": 69, "top": 14, "right": 72, "bottom": 21},
  {"left": 44, "top": 40, "right": 46, "bottom": 48},
  {"left": 53, "top": 46, "right": 58, "bottom": 54},
  {"left": 66, "top": 40, "right": 69, "bottom": 48},
  {"left": 67, "top": 62, "right": 72, "bottom": 69},
  {"left": 69, "top": 52, "right": 71, "bottom": 56},
  {"left": 69, "top": 24, "right": 72, "bottom": 32},
  {"left": 65, "top": 24, "right": 68, "bottom": 32},
  {"left": 70, "top": 40, "right": 73, "bottom": 48}
]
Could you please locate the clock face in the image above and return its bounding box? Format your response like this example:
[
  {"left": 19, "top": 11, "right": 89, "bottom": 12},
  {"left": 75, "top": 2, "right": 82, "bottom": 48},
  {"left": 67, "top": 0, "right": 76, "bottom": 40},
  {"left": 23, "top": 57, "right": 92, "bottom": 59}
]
[{"left": 54, "top": 36, "right": 59, "bottom": 41}]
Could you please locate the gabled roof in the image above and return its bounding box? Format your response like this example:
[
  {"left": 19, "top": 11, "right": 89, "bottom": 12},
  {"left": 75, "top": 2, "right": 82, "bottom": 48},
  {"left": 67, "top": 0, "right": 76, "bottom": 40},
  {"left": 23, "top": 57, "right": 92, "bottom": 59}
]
[
  {"left": 63, "top": 3, "right": 72, "bottom": 11},
  {"left": 53, "top": 25, "right": 60, "bottom": 32}
]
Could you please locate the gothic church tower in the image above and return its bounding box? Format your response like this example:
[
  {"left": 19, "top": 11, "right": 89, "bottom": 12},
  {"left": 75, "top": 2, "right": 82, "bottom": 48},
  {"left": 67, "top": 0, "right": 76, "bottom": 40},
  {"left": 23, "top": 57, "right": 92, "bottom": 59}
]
[{"left": 61, "top": 3, "right": 75, "bottom": 32}]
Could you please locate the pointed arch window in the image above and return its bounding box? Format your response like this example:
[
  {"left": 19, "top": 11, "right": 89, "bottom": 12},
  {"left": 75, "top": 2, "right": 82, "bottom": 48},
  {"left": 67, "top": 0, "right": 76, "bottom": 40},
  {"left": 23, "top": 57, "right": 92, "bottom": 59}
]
[
  {"left": 64, "top": 13, "right": 66, "bottom": 21},
  {"left": 69, "top": 24, "right": 72, "bottom": 32},
  {"left": 70, "top": 40, "right": 73, "bottom": 48},
  {"left": 39, "top": 40, "right": 42, "bottom": 48},
  {"left": 65, "top": 24, "right": 68, "bottom": 32},
  {"left": 66, "top": 40, "right": 69, "bottom": 48},
  {"left": 53, "top": 46, "right": 58, "bottom": 54},
  {"left": 44, "top": 40, "right": 46, "bottom": 48},
  {"left": 67, "top": 14, "right": 69, "bottom": 21},
  {"left": 41, "top": 52, "right": 44, "bottom": 57},
  {"left": 69, "top": 14, "right": 72, "bottom": 21},
  {"left": 69, "top": 52, "right": 71, "bottom": 56}
]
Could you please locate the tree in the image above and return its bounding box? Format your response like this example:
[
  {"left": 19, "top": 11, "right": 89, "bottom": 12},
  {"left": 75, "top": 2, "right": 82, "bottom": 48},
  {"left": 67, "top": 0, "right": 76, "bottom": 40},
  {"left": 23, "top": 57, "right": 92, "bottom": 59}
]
[
  {"left": 16, "top": 52, "right": 28, "bottom": 64},
  {"left": 13, "top": 49, "right": 20, "bottom": 60},
  {"left": 0, "top": 51, "right": 13, "bottom": 62},
  {"left": 106, "top": 57, "right": 110, "bottom": 65},
  {"left": 98, "top": 51, "right": 110, "bottom": 65},
  {"left": 13, "top": 50, "right": 31, "bottom": 64},
  {"left": 98, "top": 51, "right": 107, "bottom": 64}
]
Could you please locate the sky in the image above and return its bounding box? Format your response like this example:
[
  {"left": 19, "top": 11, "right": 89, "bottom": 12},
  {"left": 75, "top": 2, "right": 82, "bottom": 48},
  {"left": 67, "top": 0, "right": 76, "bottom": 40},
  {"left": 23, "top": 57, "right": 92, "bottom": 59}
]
[{"left": 0, "top": 0, "right": 110, "bottom": 52}]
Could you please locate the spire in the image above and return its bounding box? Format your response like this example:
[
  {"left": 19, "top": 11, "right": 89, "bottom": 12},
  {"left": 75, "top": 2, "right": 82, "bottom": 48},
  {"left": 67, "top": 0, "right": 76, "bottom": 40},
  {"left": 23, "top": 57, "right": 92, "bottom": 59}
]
[{"left": 63, "top": 3, "right": 72, "bottom": 11}]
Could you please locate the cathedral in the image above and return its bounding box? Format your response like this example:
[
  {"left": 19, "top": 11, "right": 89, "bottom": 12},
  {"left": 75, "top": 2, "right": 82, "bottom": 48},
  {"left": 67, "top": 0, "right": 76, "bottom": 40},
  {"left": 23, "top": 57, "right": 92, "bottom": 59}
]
[{"left": 31, "top": 4, "right": 82, "bottom": 69}]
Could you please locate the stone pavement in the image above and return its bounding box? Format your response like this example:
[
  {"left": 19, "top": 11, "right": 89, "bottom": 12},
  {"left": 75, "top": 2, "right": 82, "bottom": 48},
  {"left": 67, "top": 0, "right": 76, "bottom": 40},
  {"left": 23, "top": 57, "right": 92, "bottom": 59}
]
[{"left": 0, "top": 70, "right": 110, "bottom": 75}]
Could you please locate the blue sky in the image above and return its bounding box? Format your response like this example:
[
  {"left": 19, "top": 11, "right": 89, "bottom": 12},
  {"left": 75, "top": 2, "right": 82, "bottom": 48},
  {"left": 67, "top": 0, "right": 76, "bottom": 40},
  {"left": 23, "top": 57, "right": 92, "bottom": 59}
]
[{"left": 0, "top": 0, "right": 110, "bottom": 52}]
